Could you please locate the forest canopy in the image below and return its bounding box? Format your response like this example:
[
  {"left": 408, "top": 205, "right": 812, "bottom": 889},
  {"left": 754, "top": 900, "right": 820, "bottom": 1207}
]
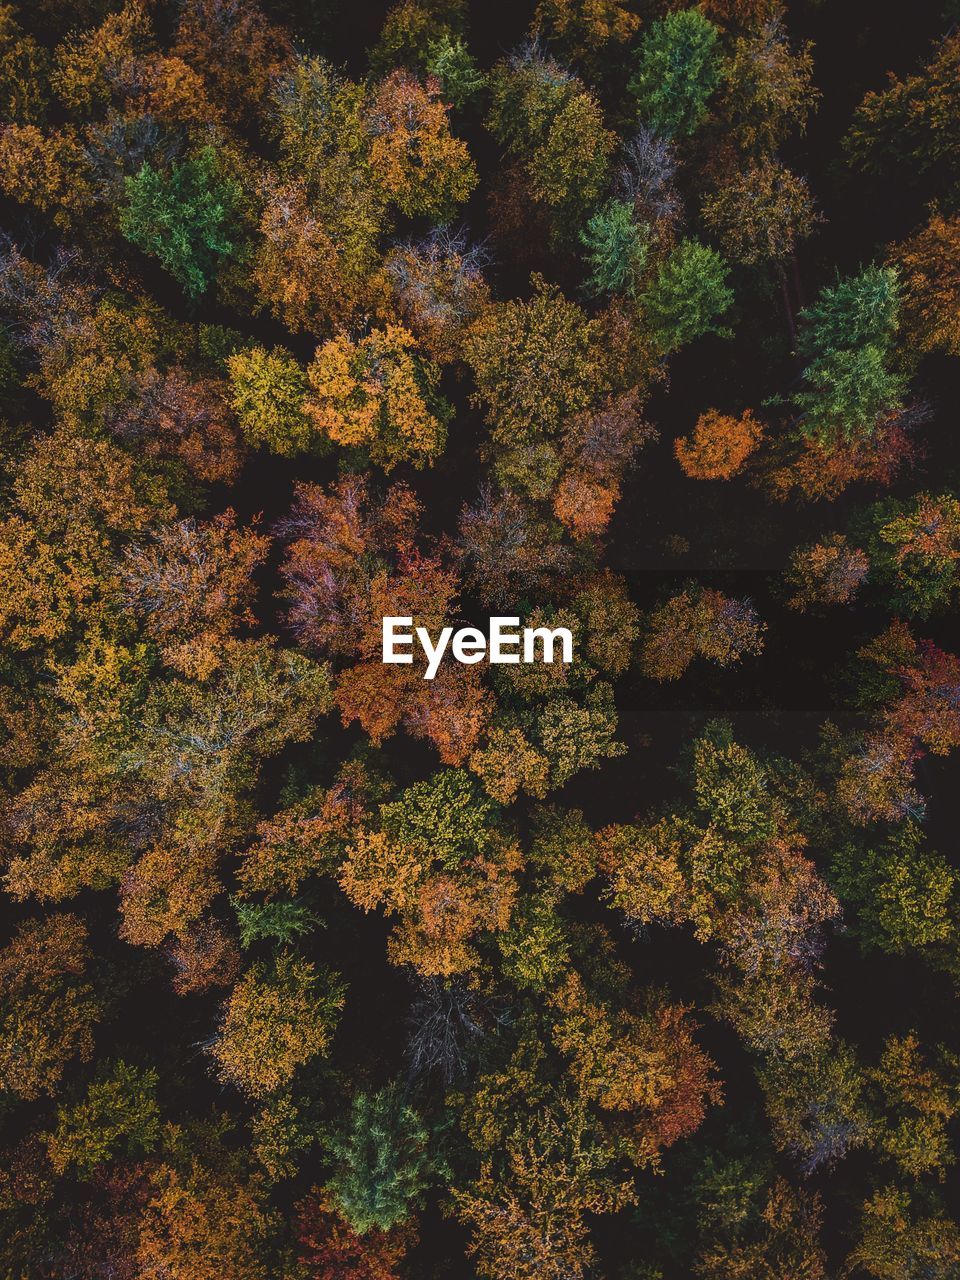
[{"left": 0, "top": 2, "right": 960, "bottom": 1278}]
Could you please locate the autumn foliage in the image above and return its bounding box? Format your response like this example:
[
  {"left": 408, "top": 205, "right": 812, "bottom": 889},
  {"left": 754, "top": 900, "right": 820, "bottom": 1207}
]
[
  {"left": 0, "top": 3, "right": 958, "bottom": 1278},
  {"left": 675, "top": 407, "right": 764, "bottom": 479}
]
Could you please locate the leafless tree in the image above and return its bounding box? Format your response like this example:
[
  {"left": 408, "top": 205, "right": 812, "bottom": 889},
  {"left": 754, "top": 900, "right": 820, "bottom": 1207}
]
[{"left": 406, "top": 978, "right": 485, "bottom": 1085}]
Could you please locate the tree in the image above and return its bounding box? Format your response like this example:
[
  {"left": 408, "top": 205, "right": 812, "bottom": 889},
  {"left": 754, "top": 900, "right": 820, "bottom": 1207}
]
[
  {"left": 488, "top": 46, "right": 615, "bottom": 241},
  {"left": 835, "top": 730, "right": 924, "bottom": 828},
  {"left": 847, "top": 1187, "right": 960, "bottom": 1280},
  {"left": 277, "top": 473, "right": 419, "bottom": 652},
  {"left": 210, "top": 951, "right": 345, "bottom": 1097},
  {"left": 2, "top": 6, "right": 960, "bottom": 1275},
  {"left": 615, "top": 126, "right": 680, "bottom": 226},
  {"left": 675, "top": 408, "right": 763, "bottom": 480},
  {"left": 173, "top": 0, "right": 293, "bottom": 120},
  {"left": 580, "top": 198, "right": 650, "bottom": 298},
  {"left": 523, "top": 805, "right": 596, "bottom": 896},
  {"left": 120, "top": 511, "right": 268, "bottom": 678},
  {"left": 251, "top": 178, "right": 384, "bottom": 335},
  {"left": 642, "top": 240, "right": 734, "bottom": 353},
  {"left": 233, "top": 898, "right": 317, "bottom": 949},
  {"left": 305, "top": 325, "right": 450, "bottom": 470},
  {"left": 253, "top": 54, "right": 387, "bottom": 330},
  {"left": 845, "top": 33, "right": 960, "bottom": 185},
  {"left": 121, "top": 52, "right": 223, "bottom": 128},
  {"left": 764, "top": 405, "right": 923, "bottom": 504},
  {"left": 131, "top": 638, "right": 334, "bottom": 811},
  {"left": 338, "top": 655, "right": 491, "bottom": 769},
  {"left": 716, "top": 15, "right": 819, "bottom": 155},
  {"left": 270, "top": 53, "right": 369, "bottom": 187},
  {"left": 629, "top": 8, "right": 723, "bottom": 138},
  {"left": 551, "top": 473, "right": 618, "bottom": 538},
  {"left": 689, "top": 725, "right": 778, "bottom": 846},
  {"left": 378, "top": 768, "right": 498, "bottom": 871},
  {"left": 367, "top": 71, "right": 477, "bottom": 221},
  {"left": 119, "top": 835, "right": 223, "bottom": 950},
  {"left": 786, "top": 534, "right": 870, "bottom": 610},
  {"left": 0, "top": 914, "right": 100, "bottom": 1100},
  {"left": 166, "top": 918, "right": 240, "bottom": 995},
  {"left": 852, "top": 491, "right": 960, "bottom": 617},
  {"left": 550, "top": 973, "right": 722, "bottom": 1154},
  {"left": 524, "top": 90, "right": 614, "bottom": 235},
  {"left": 136, "top": 1159, "right": 278, "bottom": 1280},
  {"left": 846, "top": 624, "right": 960, "bottom": 760},
  {"left": 531, "top": 0, "right": 640, "bottom": 75},
  {"left": 427, "top": 33, "right": 485, "bottom": 109},
  {"left": 554, "top": 390, "right": 657, "bottom": 538},
  {"left": 832, "top": 823, "right": 956, "bottom": 955},
  {"left": 120, "top": 146, "right": 242, "bottom": 297},
  {"left": 47, "top": 1060, "right": 161, "bottom": 1176},
  {"left": 465, "top": 277, "right": 606, "bottom": 448},
  {"left": 457, "top": 487, "right": 573, "bottom": 605},
  {"left": 386, "top": 227, "right": 490, "bottom": 362},
  {"left": 0, "top": 511, "right": 107, "bottom": 653},
  {"left": 695, "top": 1178, "right": 826, "bottom": 1280},
  {"left": 68, "top": 639, "right": 336, "bottom": 943},
  {"left": 799, "top": 264, "right": 900, "bottom": 365},
  {"left": 598, "top": 821, "right": 690, "bottom": 931},
  {"left": 865, "top": 1034, "right": 960, "bottom": 1180},
  {"left": 641, "top": 587, "right": 765, "bottom": 681},
  {"left": 795, "top": 266, "right": 904, "bottom": 444},
  {"left": 227, "top": 344, "right": 315, "bottom": 455},
  {"left": 798, "top": 349, "right": 902, "bottom": 447},
  {"left": 598, "top": 730, "right": 838, "bottom": 1032},
  {"left": 0, "top": 4, "right": 50, "bottom": 123},
  {"left": 702, "top": 161, "right": 818, "bottom": 341},
  {"left": 367, "top": 1, "right": 463, "bottom": 81},
  {"left": 111, "top": 365, "right": 243, "bottom": 485},
  {"left": 701, "top": 0, "right": 783, "bottom": 24},
  {"left": 715, "top": 837, "right": 838, "bottom": 979},
  {"left": 886, "top": 639, "right": 960, "bottom": 758},
  {"left": 453, "top": 1100, "right": 634, "bottom": 1280},
  {"left": 237, "top": 764, "right": 376, "bottom": 897},
  {"left": 529, "top": 683, "right": 626, "bottom": 790},
  {"left": 325, "top": 1086, "right": 441, "bottom": 1233},
  {"left": 1, "top": 277, "right": 169, "bottom": 430},
  {"left": 338, "top": 772, "right": 519, "bottom": 976},
  {"left": 891, "top": 214, "right": 960, "bottom": 357},
  {"left": 50, "top": 0, "right": 152, "bottom": 114},
  {"left": 406, "top": 977, "right": 485, "bottom": 1084},
  {"left": 0, "top": 123, "right": 95, "bottom": 229},
  {"left": 296, "top": 1189, "right": 415, "bottom": 1279},
  {"left": 760, "top": 1043, "right": 871, "bottom": 1175},
  {"left": 469, "top": 727, "right": 551, "bottom": 805}
]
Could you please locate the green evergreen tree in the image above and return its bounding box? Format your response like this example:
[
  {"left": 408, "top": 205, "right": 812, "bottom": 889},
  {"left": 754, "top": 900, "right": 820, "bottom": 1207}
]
[
  {"left": 120, "top": 146, "right": 241, "bottom": 297},
  {"left": 642, "top": 239, "right": 733, "bottom": 353},
  {"left": 427, "top": 34, "right": 485, "bottom": 109},
  {"left": 232, "top": 897, "right": 318, "bottom": 948},
  {"left": 580, "top": 198, "right": 649, "bottom": 297},
  {"left": 629, "top": 8, "right": 723, "bottom": 138},
  {"left": 795, "top": 266, "right": 905, "bottom": 442},
  {"left": 325, "top": 1085, "right": 443, "bottom": 1233}
]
